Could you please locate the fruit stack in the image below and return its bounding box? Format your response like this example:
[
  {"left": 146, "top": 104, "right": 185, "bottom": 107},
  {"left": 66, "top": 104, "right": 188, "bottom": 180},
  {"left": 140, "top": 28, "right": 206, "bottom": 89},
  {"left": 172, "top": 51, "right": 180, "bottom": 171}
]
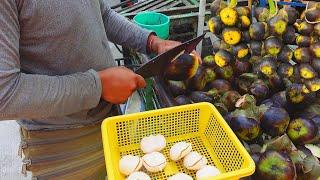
[{"left": 162, "top": 0, "right": 320, "bottom": 179}]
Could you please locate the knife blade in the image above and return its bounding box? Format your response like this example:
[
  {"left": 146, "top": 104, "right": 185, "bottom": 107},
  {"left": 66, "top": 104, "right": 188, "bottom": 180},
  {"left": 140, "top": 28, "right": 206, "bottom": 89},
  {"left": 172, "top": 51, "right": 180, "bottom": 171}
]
[{"left": 134, "top": 33, "right": 206, "bottom": 78}]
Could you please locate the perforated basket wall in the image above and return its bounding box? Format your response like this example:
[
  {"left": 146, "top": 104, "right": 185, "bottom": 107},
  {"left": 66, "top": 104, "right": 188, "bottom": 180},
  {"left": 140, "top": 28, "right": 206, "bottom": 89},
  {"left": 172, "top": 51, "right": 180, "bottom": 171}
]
[{"left": 102, "top": 103, "right": 254, "bottom": 180}]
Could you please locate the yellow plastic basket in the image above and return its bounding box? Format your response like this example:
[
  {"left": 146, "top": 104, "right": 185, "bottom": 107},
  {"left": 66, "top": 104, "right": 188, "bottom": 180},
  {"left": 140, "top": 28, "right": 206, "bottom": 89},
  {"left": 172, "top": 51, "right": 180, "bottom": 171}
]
[{"left": 101, "top": 102, "right": 255, "bottom": 180}]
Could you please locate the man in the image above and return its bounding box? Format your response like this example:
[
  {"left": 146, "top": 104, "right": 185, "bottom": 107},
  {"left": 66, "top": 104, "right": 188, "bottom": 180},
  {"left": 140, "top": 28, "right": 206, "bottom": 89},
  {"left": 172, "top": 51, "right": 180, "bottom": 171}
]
[{"left": 0, "top": 0, "right": 181, "bottom": 179}]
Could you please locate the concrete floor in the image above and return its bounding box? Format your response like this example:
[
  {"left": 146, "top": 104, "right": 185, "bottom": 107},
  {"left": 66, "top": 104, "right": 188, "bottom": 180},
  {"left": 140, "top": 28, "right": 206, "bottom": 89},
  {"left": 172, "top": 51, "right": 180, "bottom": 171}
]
[{"left": 0, "top": 0, "right": 124, "bottom": 179}]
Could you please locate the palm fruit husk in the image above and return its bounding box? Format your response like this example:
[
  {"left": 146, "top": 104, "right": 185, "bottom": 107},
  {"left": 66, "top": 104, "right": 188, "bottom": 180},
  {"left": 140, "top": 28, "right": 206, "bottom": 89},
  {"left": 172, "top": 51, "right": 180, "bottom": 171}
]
[{"left": 165, "top": 53, "right": 199, "bottom": 81}]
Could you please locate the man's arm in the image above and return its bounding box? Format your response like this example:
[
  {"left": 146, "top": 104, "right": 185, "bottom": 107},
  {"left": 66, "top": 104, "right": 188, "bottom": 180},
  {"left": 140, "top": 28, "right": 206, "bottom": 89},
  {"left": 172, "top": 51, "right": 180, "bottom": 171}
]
[
  {"left": 0, "top": 0, "right": 103, "bottom": 120},
  {"left": 100, "top": 1, "right": 151, "bottom": 54}
]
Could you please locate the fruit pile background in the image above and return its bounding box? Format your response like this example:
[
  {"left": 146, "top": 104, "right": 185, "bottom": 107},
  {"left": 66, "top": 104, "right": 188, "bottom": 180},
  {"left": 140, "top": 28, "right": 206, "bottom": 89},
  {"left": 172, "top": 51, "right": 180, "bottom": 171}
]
[{"left": 164, "top": 0, "right": 320, "bottom": 179}]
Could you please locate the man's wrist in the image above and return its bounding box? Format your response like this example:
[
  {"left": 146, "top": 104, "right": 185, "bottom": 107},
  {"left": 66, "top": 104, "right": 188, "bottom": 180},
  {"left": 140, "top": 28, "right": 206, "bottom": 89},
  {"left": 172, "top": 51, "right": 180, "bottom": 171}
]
[{"left": 147, "top": 33, "right": 158, "bottom": 54}]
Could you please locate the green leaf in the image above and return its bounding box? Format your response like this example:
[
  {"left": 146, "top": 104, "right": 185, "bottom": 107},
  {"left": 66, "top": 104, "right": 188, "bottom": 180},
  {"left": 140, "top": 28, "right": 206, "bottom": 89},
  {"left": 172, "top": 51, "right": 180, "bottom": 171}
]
[{"left": 305, "top": 144, "right": 320, "bottom": 159}]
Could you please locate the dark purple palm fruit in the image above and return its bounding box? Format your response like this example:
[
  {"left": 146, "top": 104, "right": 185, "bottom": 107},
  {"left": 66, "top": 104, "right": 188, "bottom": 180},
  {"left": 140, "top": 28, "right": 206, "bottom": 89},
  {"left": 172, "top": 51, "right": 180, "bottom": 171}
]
[
  {"left": 233, "top": 59, "right": 251, "bottom": 76},
  {"left": 220, "top": 91, "right": 241, "bottom": 112},
  {"left": 166, "top": 80, "right": 187, "bottom": 97},
  {"left": 271, "top": 91, "right": 292, "bottom": 113},
  {"left": 215, "top": 65, "right": 234, "bottom": 82},
  {"left": 287, "top": 118, "right": 318, "bottom": 145},
  {"left": 189, "top": 91, "right": 213, "bottom": 103},
  {"left": 250, "top": 79, "right": 269, "bottom": 104},
  {"left": 277, "top": 63, "right": 294, "bottom": 79},
  {"left": 256, "top": 150, "right": 296, "bottom": 180},
  {"left": 174, "top": 95, "right": 192, "bottom": 105},
  {"left": 257, "top": 56, "right": 277, "bottom": 78},
  {"left": 260, "top": 107, "right": 290, "bottom": 137},
  {"left": 207, "top": 79, "right": 231, "bottom": 94},
  {"left": 286, "top": 83, "right": 317, "bottom": 109},
  {"left": 229, "top": 109, "right": 261, "bottom": 141},
  {"left": 267, "top": 73, "right": 285, "bottom": 94},
  {"left": 236, "top": 73, "right": 259, "bottom": 94}
]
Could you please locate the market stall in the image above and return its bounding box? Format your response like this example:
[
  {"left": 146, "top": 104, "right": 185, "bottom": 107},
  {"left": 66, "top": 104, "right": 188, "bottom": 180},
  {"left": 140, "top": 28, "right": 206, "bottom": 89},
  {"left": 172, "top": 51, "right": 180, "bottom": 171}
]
[{"left": 108, "top": 0, "right": 320, "bottom": 179}]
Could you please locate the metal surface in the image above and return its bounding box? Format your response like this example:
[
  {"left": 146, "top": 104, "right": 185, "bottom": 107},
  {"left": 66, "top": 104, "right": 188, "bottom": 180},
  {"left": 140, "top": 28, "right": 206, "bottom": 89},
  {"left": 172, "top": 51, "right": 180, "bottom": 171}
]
[{"left": 134, "top": 33, "right": 206, "bottom": 78}]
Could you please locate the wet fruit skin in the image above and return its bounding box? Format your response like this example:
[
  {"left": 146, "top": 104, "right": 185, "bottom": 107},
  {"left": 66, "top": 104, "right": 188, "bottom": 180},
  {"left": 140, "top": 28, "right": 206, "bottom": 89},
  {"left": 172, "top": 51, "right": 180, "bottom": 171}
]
[
  {"left": 257, "top": 150, "right": 295, "bottom": 180},
  {"left": 165, "top": 53, "right": 199, "bottom": 81},
  {"left": 261, "top": 107, "right": 290, "bottom": 137},
  {"left": 287, "top": 118, "right": 318, "bottom": 145},
  {"left": 229, "top": 116, "right": 261, "bottom": 141}
]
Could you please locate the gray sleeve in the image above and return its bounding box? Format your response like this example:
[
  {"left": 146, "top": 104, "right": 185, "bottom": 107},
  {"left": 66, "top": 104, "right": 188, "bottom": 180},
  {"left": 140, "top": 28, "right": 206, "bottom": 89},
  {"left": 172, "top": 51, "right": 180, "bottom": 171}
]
[
  {"left": 0, "top": 0, "right": 102, "bottom": 120},
  {"left": 100, "top": 0, "right": 151, "bottom": 54}
]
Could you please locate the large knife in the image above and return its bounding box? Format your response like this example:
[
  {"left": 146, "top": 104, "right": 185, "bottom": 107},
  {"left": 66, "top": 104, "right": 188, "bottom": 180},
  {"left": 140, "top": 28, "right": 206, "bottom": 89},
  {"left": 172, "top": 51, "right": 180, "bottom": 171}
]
[{"left": 135, "top": 33, "right": 206, "bottom": 78}]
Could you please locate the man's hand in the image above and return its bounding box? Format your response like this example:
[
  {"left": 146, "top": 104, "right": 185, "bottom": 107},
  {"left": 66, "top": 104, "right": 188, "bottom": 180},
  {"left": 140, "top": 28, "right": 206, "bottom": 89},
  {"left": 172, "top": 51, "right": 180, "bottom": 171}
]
[
  {"left": 98, "top": 67, "right": 146, "bottom": 104},
  {"left": 148, "top": 34, "right": 202, "bottom": 63}
]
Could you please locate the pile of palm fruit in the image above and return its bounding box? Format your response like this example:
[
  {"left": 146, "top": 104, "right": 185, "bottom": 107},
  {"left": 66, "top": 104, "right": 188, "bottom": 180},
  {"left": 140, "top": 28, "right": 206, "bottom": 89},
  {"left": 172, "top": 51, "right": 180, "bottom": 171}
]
[{"left": 163, "top": 0, "right": 320, "bottom": 179}]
